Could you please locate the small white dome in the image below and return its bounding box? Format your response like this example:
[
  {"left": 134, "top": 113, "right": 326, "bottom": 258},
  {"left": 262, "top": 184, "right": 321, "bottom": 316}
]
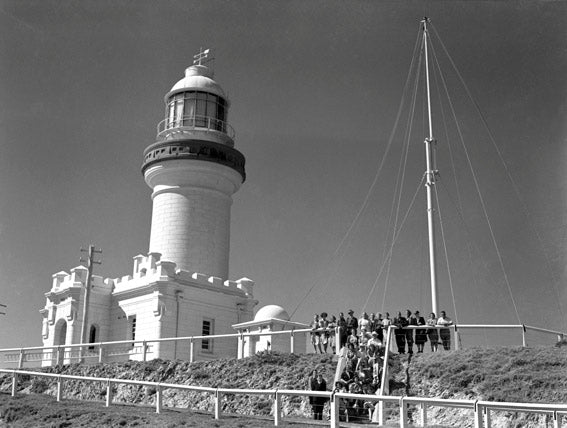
[
  {"left": 167, "top": 65, "right": 226, "bottom": 99},
  {"left": 254, "top": 305, "right": 290, "bottom": 322}
]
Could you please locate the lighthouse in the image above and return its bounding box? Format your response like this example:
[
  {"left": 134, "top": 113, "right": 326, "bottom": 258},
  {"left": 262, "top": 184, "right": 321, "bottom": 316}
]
[
  {"left": 40, "top": 52, "right": 257, "bottom": 364},
  {"left": 142, "top": 54, "right": 245, "bottom": 278}
]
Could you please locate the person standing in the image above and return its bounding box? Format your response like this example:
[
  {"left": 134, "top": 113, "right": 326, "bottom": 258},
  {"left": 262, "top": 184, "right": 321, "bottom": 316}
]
[
  {"left": 426, "top": 312, "right": 439, "bottom": 352},
  {"left": 414, "top": 310, "right": 427, "bottom": 353},
  {"left": 359, "top": 312, "right": 371, "bottom": 335},
  {"left": 375, "top": 313, "right": 384, "bottom": 342},
  {"left": 328, "top": 315, "right": 337, "bottom": 354},
  {"left": 310, "top": 314, "right": 322, "bottom": 353},
  {"left": 437, "top": 311, "right": 453, "bottom": 350},
  {"left": 381, "top": 312, "right": 392, "bottom": 343},
  {"left": 406, "top": 310, "right": 416, "bottom": 354},
  {"left": 319, "top": 312, "right": 329, "bottom": 353},
  {"left": 337, "top": 312, "right": 347, "bottom": 349},
  {"left": 346, "top": 309, "right": 358, "bottom": 336},
  {"left": 310, "top": 372, "right": 327, "bottom": 420},
  {"left": 393, "top": 311, "right": 407, "bottom": 354}
]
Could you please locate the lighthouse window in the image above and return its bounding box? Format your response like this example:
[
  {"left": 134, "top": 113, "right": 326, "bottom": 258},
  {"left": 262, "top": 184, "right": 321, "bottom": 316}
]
[
  {"left": 201, "top": 318, "right": 214, "bottom": 352},
  {"left": 166, "top": 91, "right": 227, "bottom": 130}
]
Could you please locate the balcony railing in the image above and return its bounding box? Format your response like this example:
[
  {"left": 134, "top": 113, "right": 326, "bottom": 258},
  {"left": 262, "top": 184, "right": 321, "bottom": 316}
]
[{"left": 156, "top": 115, "right": 235, "bottom": 141}]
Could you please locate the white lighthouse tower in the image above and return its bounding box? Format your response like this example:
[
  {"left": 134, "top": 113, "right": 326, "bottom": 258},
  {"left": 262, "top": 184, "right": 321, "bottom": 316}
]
[
  {"left": 143, "top": 55, "right": 245, "bottom": 278},
  {"left": 40, "top": 53, "right": 257, "bottom": 364}
]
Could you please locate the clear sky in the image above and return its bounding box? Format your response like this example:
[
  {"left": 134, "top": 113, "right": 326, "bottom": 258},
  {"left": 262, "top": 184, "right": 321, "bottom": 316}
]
[{"left": 0, "top": 1, "right": 566, "bottom": 350}]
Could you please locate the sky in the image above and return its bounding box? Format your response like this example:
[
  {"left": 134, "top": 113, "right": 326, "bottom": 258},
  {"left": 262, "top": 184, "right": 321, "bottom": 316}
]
[{"left": 0, "top": 1, "right": 566, "bottom": 350}]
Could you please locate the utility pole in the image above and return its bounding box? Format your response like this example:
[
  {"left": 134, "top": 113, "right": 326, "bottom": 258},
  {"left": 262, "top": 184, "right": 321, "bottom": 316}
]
[
  {"left": 0, "top": 303, "right": 6, "bottom": 316},
  {"left": 79, "top": 245, "right": 102, "bottom": 358}
]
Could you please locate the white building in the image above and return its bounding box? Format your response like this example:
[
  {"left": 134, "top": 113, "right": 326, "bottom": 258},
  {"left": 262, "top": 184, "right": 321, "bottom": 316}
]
[
  {"left": 233, "top": 305, "right": 308, "bottom": 358},
  {"left": 40, "top": 57, "right": 259, "bottom": 366}
]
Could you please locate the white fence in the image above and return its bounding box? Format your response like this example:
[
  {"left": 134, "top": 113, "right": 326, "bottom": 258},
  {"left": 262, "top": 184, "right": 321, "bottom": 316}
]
[
  {"left": 1, "top": 323, "right": 563, "bottom": 369},
  {"left": 1, "top": 368, "right": 566, "bottom": 428}
]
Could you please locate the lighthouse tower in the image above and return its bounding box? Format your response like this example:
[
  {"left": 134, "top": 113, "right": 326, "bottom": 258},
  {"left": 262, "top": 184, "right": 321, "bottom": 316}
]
[
  {"left": 40, "top": 53, "right": 257, "bottom": 364},
  {"left": 142, "top": 56, "right": 245, "bottom": 278}
]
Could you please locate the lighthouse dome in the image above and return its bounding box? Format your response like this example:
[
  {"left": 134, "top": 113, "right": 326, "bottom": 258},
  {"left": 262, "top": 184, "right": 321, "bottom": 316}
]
[
  {"left": 166, "top": 65, "right": 227, "bottom": 99},
  {"left": 254, "top": 305, "right": 290, "bottom": 322}
]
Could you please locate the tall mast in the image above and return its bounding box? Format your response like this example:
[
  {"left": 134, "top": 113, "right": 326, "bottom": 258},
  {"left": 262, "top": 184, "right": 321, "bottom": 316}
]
[{"left": 422, "top": 17, "right": 439, "bottom": 315}]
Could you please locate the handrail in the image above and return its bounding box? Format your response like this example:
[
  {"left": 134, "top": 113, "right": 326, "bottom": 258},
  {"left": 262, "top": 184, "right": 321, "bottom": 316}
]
[
  {"left": 2, "top": 368, "right": 567, "bottom": 428},
  {"left": 156, "top": 115, "right": 235, "bottom": 140},
  {"left": 1, "top": 323, "right": 565, "bottom": 371}
]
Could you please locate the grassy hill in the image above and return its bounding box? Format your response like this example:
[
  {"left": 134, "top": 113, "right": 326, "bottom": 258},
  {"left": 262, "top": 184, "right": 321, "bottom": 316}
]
[{"left": 0, "top": 346, "right": 565, "bottom": 427}]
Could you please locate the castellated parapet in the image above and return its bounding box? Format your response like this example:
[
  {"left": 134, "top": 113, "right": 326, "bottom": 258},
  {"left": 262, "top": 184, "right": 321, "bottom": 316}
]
[{"left": 41, "top": 252, "right": 257, "bottom": 365}]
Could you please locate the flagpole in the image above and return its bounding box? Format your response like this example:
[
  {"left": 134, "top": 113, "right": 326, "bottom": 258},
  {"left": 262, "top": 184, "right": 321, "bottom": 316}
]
[{"left": 422, "top": 17, "right": 439, "bottom": 316}]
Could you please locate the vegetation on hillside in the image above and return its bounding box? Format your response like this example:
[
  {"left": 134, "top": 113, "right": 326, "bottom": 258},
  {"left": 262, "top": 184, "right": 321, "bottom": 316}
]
[
  {"left": 0, "top": 346, "right": 565, "bottom": 427},
  {"left": 389, "top": 346, "right": 567, "bottom": 427}
]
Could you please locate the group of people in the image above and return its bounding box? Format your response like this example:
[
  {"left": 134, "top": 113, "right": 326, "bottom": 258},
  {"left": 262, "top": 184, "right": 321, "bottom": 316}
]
[
  {"left": 307, "top": 308, "right": 455, "bottom": 420},
  {"left": 309, "top": 309, "right": 454, "bottom": 355}
]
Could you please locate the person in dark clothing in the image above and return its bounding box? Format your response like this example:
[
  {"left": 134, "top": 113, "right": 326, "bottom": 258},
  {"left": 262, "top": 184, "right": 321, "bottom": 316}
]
[
  {"left": 406, "top": 310, "right": 416, "bottom": 354},
  {"left": 393, "top": 312, "right": 408, "bottom": 354},
  {"left": 414, "top": 310, "right": 428, "bottom": 353},
  {"left": 337, "top": 312, "right": 348, "bottom": 349},
  {"left": 310, "top": 372, "right": 327, "bottom": 420},
  {"left": 346, "top": 309, "right": 358, "bottom": 336}
]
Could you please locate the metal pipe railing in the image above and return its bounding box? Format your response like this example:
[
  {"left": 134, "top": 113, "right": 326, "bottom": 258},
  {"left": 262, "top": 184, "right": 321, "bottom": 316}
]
[{"left": 2, "top": 368, "right": 566, "bottom": 428}]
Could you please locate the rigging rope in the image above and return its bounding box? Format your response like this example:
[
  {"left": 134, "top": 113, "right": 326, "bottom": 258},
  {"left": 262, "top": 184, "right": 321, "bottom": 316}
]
[
  {"left": 433, "top": 181, "right": 459, "bottom": 324},
  {"left": 381, "top": 35, "right": 424, "bottom": 313},
  {"left": 428, "top": 33, "right": 522, "bottom": 324},
  {"left": 288, "top": 27, "right": 424, "bottom": 319},
  {"left": 431, "top": 22, "right": 567, "bottom": 328},
  {"left": 362, "top": 175, "right": 426, "bottom": 313}
]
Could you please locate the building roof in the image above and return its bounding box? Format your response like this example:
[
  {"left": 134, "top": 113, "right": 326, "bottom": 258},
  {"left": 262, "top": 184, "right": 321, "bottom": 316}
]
[
  {"left": 166, "top": 65, "right": 227, "bottom": 100},
  {"left": 254, "top": 305, "right": 290, "bottom": 322}
]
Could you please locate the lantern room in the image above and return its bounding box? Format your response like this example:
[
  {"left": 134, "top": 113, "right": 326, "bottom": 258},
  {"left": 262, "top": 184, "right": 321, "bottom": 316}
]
[{"left": 156, "top": 63, "right": 235, "bottom": 146}]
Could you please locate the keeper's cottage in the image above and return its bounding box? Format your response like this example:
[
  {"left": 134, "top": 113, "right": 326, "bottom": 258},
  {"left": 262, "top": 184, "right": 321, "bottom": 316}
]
[{"left": 39, "top": 53, "right": 262, "bottom": 366}]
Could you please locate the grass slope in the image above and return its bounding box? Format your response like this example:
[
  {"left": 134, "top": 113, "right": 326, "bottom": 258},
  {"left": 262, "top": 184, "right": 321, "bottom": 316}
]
[
  {"left": 389, "top": 346, "right": 567, "bottom": 427},
  {"left": 0, "top": 346, "right": 565, "bottom": 427}
]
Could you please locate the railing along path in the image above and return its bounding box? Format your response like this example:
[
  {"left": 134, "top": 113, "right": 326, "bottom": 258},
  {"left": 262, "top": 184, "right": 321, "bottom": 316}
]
[
  {"left": 0, "top": 324, "right": 565, "bottom": 426},
  {"left": 1, "top": 367, "right": 566, "bottom": 428}
]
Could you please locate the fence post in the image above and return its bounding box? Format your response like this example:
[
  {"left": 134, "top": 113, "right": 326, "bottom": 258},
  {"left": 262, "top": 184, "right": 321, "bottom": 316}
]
[
  {"left": 400, "top": 397, "right": 408, "bottom": 428},
  {"left": 329, "top": 392, "right": 339, "bottom": 428},
  {"left": 56, "top": 346, "right": 61, "bottom": 365},
  {"left": 377, "top": 400, "right": 385, "bottom": 425},
  {"left": 142, "top": 341, "right": 147, "bottom": 362},
  {"left": 11, "top": 372, "right": 17, "bottom": 396},
  {"left": 553, "top": 410, "right": 561, "bottom": 428},
  {"left": 155, "top": 384, "right": 162, "bottom": 414},
  {"left": 214, "top": 389, "right": 221, "bottom": 420},
  {"left": 521, "top": 325, "right": 527, "bottom": 347},
  {"left": 56, "top": 376, "right": 63, "bottom": 402},
  {"left": 380, "top": 326, "right": 393, "bottom": 395},
  {"left": 483, "top": 406, "right": 491, "bottom": 428},
  {"left": 454, "top": 325, "right": 460, "bottom": 351},
  {"left": 106, "top": 380, "right": 113, "bottom": 407},
  {"left": 290, "top": 329, "right": 295, "bottom": 354},
  {"left": 189, "top": 339, "right": 194, "bottom": 363},
  {"left": 274, "top": 390, "right": 281, "bottom": 426},
  {"left": 98, "top": 344, "right": 104, "bottom": 363},
  {"left": 474, "top": 401, "right": 483, "bottom": 428},
  {"left": 419, "top": 401, "right": 427, "bottom": 427},
  {"left": 18, "top": 349, "right": 24, "bottom": 369}
]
